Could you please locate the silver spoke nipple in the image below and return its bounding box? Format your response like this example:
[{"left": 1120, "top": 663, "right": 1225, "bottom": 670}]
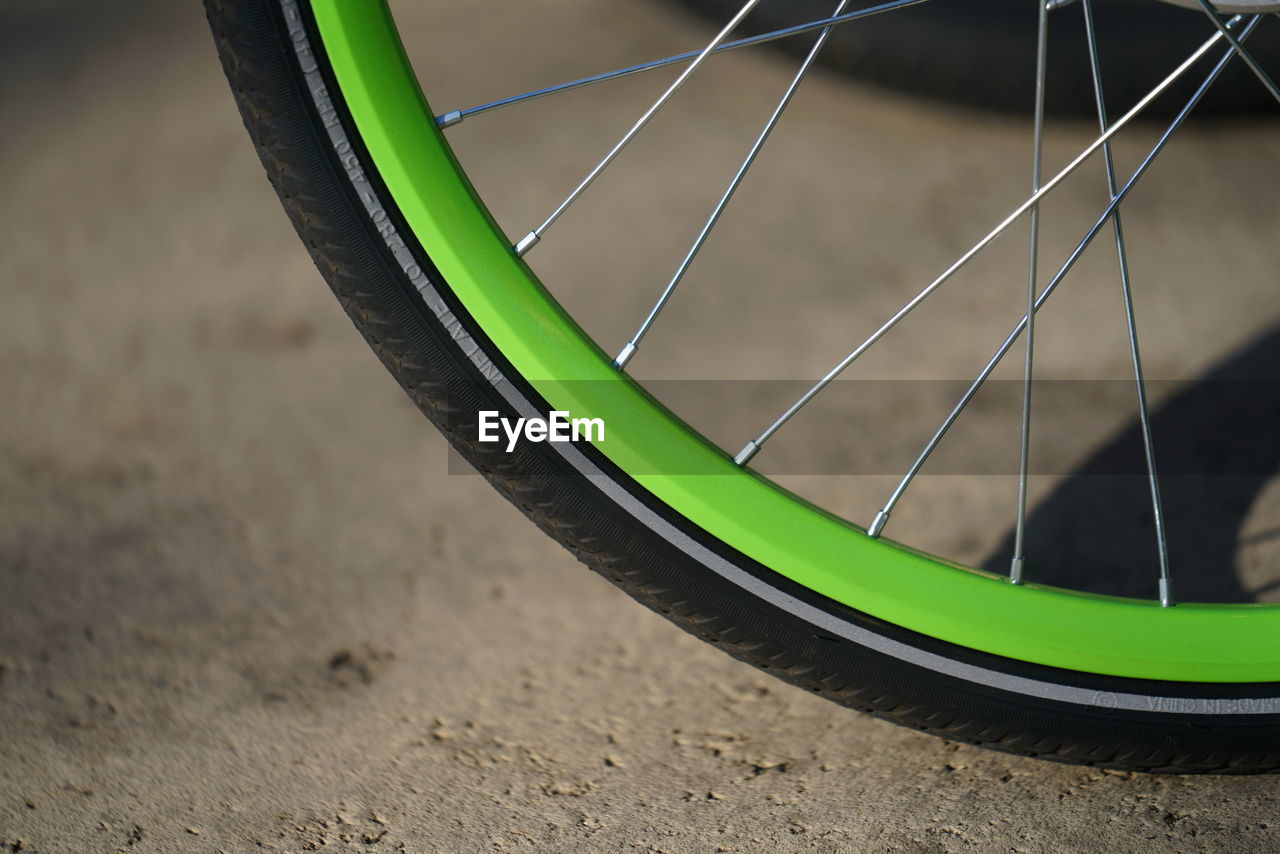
[
  {"left": 1159, "top": 578, "right": 1174, "bottom": 608},
  {"left": 613, "top": 342, "right": 638, "bottom": 370},
  {"left": 514, "top": 231, "right": 540, "bottom": 257},
  {"left": 733, "top": 440, "right": 760, "bottom": 467},
  {"left": 1046, "top": 0, "right": 1079, "bottom": 10},
  {"left": 1010, "top": 556, "right": 1026, "bottom": 585},
  {"left": 867, "top": 510, "right": 890, "bottom": 539},
  {"left": 437, "top": 110, "right": 464, "bottom": 129}
]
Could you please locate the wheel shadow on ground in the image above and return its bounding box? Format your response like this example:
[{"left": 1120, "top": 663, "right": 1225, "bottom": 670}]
[{"left": 982, "top": 324, "right": 1280, "bottom": 603}]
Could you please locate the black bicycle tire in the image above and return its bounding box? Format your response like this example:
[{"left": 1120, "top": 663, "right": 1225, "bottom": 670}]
[{"left": 203, "top": 0, "right": 1280, "bottom": 772}]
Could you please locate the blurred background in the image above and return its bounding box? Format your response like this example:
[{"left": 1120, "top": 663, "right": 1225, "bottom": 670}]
[{"left": 2, "top": 1, "right": 1279, "bottom": 851}]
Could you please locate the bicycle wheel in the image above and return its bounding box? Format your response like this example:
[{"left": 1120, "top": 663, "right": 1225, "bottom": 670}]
[{"left": 204, "top": 0, "right": 1280, "bottom": 771}]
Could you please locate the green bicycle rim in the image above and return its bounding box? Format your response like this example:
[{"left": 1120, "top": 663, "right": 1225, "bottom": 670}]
[{"left": 307, "top": 0, "right": 1280, "bottom": 682}]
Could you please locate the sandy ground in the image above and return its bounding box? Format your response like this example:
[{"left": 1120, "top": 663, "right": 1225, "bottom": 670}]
[{"left": 3, "top": 1, "right": 1280, "bottom": 852}]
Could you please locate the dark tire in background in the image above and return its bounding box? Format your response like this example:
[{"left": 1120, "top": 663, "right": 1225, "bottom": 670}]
[{"left": 659, "top": 0, "right": 1280, "bottom": 117}]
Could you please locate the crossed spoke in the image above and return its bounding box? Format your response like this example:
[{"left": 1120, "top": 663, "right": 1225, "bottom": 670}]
[
  {"left": 861, "top": 17, "right": 1261, "bottom": 610},
  {"left": 731, "top": 15, "right": 1248, "bottom": 470},
  {"left": 613, "top": 0, "right": 853, "bottom": 370},
  {"left": 511, "top": 0, "right": 766, "bottom": 257},
  {"left": 433, "top": 0, "right": 934, "bottom": 129},
  {"left": 1082, "top": 0, "right": 1173, "bottom": 606},
  {"left": 1194, "top": 0, "right": 1280, "bottom": 105}
]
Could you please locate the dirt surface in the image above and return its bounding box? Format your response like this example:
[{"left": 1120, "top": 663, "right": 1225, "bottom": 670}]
[{"left": 3, "top": 2, "right": 1280, "bottom": 852}]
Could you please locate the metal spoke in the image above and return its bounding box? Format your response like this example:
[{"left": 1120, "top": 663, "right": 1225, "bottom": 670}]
[
  {"left": 434, "top": 0, "right": 934, "bottom": 129},
  {"left": 1194, "top": 0, "right": 1280, "bottom": 105},
  {"left": 864, "top": 15, "right": 1262, "bottom": 545},
  {"left": 1083, "top": 0, "right": 1172, "bottom": 605},
  {"left": 732, "top": 15, "right": 1245, "bottom": 468},
  {"left": 513, "top": 0, "right": 765, "bottom": 257},
  {"left": 1010, "top": 0, "right": 1050, "bottom": 586},
  {"left": 614, "top": 0, "right": 853, "bottom": 370}
]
